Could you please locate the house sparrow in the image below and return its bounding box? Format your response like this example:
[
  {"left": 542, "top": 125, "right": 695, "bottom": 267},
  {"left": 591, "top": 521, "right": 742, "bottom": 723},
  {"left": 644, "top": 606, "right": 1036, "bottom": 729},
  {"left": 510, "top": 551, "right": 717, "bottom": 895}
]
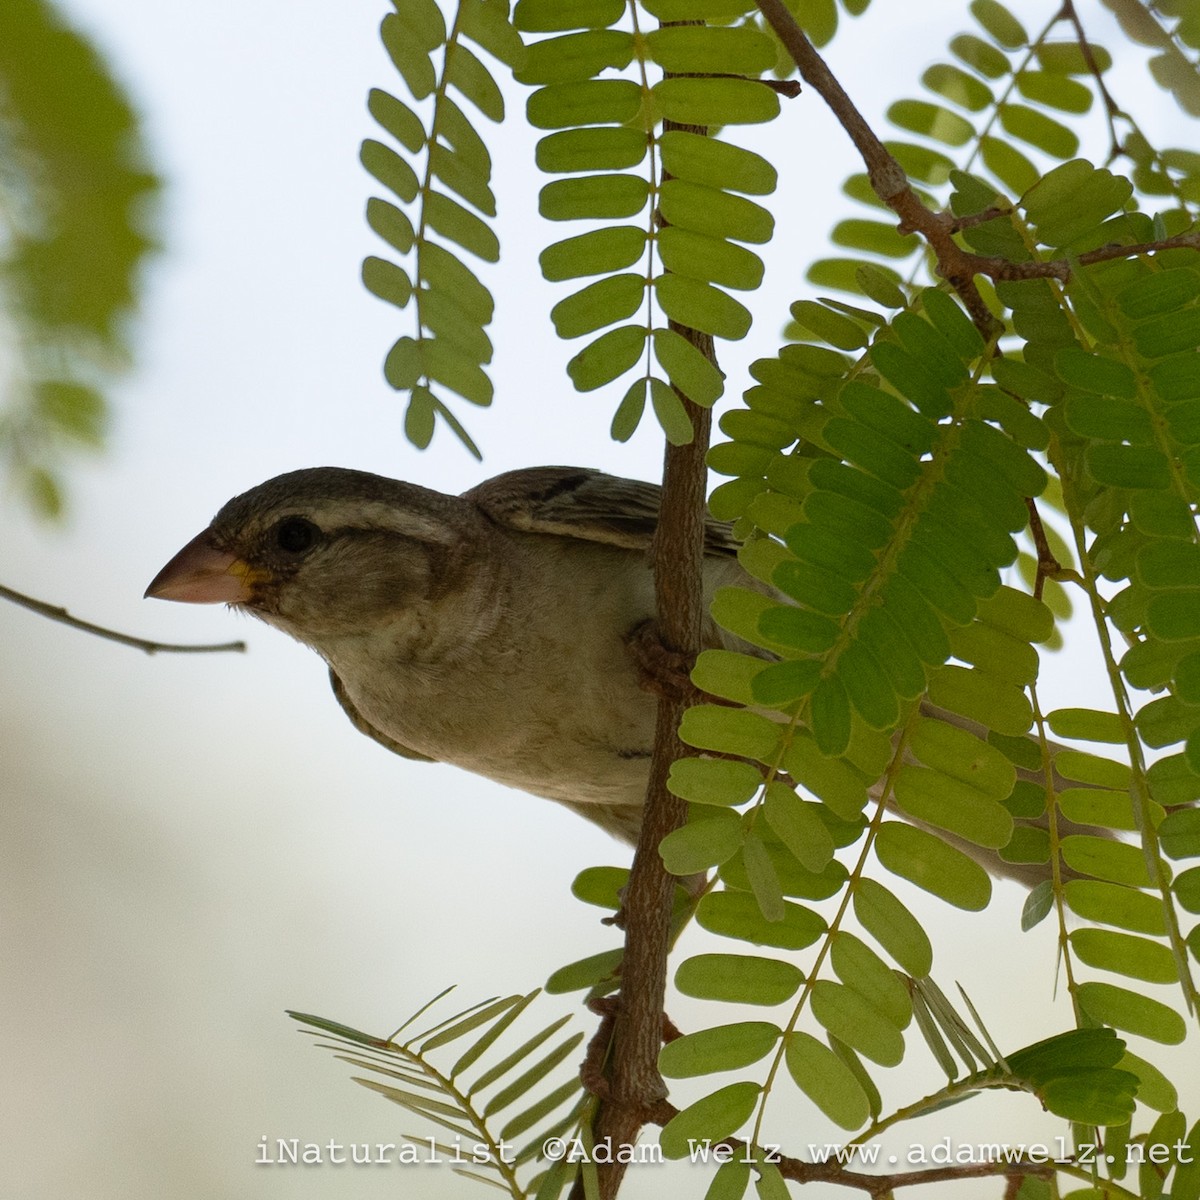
[
  {"left": 146, "top": 464, "right": 1096, "bottom": 884},
  {"left": 145, "top": 466, "right": 762, "bottom": 842}
]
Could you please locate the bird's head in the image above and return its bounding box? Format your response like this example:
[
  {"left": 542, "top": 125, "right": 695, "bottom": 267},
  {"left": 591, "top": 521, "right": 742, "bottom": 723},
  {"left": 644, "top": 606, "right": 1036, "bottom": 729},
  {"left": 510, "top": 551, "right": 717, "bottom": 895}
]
[{"left": 145, "top": 467, "right": 470, "bottom": 642}]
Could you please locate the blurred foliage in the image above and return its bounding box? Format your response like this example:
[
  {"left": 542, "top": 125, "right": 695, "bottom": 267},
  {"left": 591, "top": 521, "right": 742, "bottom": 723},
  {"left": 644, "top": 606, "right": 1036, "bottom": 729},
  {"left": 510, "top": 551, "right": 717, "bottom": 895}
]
[{"left": 0, "top": 0, "right": 160, "bottom": 517}]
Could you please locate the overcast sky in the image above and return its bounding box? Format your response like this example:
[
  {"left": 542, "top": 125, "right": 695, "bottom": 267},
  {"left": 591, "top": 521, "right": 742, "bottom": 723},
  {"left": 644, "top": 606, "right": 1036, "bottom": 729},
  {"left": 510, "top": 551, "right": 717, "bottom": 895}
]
[{"left": 4, "top": 2, "right": 1197, "bottom": 1198}]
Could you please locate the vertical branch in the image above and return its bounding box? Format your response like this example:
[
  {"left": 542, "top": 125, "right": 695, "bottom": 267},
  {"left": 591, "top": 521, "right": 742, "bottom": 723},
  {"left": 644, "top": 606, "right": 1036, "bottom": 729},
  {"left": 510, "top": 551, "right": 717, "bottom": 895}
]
[{"left": 583, "top": 106, "right": 717, "bottom": 1197}]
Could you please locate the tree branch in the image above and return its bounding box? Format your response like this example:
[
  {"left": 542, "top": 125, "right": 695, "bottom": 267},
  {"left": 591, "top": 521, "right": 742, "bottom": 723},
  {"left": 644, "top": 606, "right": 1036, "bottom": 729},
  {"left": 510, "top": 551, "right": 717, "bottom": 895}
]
[
  {"left": 753, "top": 0, "right": 1200, "bottom": 332},
  {"left": 579, "top": 75, "right": 718, "bottom": 1190},
  {"left": 0, "top": 582, "right": 246, "bottom": 655},
  {"left": 640, "top": 1098, "right": 1064, "bottom": 1196}
]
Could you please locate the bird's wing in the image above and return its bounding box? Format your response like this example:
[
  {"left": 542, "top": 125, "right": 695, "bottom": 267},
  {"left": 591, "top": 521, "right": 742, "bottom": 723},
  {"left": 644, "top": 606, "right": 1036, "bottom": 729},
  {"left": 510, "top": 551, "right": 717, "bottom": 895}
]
[
  {"left": 465, "top": 466, "right": 740, "bottom": 557},
  {"left": 328, "top": 667, "right": 436, "bottom": 762}
]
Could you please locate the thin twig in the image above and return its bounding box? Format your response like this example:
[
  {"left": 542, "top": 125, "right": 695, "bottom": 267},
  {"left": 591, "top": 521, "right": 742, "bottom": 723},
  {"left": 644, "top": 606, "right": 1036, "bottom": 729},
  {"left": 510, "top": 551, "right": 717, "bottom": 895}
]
[
  {"left": 0, "top": 582, "right": 246, "bottom": 655},
  {"left": 1058, "top": 0, "right": 1123, "bottom": 157},
  {"left": 641, "top": 1098, "right": 1062, "bottom": 1196}
]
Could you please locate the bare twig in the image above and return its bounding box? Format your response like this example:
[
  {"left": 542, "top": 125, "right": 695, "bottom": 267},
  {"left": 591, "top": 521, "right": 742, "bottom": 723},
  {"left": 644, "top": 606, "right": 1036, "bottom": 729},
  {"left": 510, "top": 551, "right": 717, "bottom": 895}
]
[
  {"left": 1058, "top": 0, "right": 1123, "bottom": 157},
  {"left": 0, "top": 582, "right": 246, "bottom": 655}
]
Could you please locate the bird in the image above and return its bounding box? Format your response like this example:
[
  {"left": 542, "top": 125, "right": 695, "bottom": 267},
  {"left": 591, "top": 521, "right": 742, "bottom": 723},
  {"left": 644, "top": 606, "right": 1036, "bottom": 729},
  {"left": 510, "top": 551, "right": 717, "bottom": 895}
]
[
  {"left": 145, "top": 465, "right": 764, "bottom": 843},
  {"left": 146, "top": 463, "right": 1097, "bottom": 885}
]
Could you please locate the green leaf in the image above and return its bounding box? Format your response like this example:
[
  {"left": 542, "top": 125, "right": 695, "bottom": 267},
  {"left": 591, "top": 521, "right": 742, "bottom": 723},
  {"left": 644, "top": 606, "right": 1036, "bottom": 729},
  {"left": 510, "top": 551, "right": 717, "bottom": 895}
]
[
  {"left": 926, "top": 666, "right": 1032, "bottom": 737},
  {"left": 888, "top": 99, "right": 975, "bottom": 146},
  {"left": 1076, "top": 982, "right": 1187, "bottom": 1045},
  {"left": 361, "top": 137, "right": 419, "bottom": 202},
  {"left": 362, "top": 256, "right": 412, "bottom": 309},
  {"left": 419, "top": 336, "right": 494, "bottom": 403},
  {"left": 403, "top": 386, "right": 435, "bottom": 447},
  {"left": 420, "top": 241, "right": 494, "bottom": 322},
  {"left": 565, "top": 325, "right": 647, "bottom": 391},
  {"left": 655, "top": 276, "right": 751, "bottom": 340},
  {"left": 480, "top": 1031, "right": 586, "bottom": 1116},
  {"left": 513, "top": 0, "right": 625, "bottom": 33},
  {"left": 893, "top": 764, "right": 1014, "bottom": 849},
  {"left": 660, "top": 1083, "right": 760, "bottom": 1160},
  {"left": 971, "top": 0, "right": 1027, "bottom": 47},
  {"left": 980, "top": 134, "right": 1038, "bottom": 194},
  {"left": 535, "top": 126, "right": 647, "bottom": 172},
  {"left": 763, "top": 784, "right": 836, "bottom": 872},
  {"left": 696, "top": 889, "right": 826, "bottom": 950},
  {"left": 550, "top": 273, "right": 644, "bottom": 338},
  {"left": 830, "top": 932, "right": 912, "bottom": 1027},
  {"left": 1035, "top": 41, "right": 1112, "bottom": 73},
  {"left": 1016, "top": 70, "right": 1092, "bottom": 113},
  {"left": 1000, "top": 103, "right": 1078, "bottom": 160},
  {"left": 380, "top": 12, "right": 438, "bottom": 99},
  {"left": 516, "top": 29, "right": 633, "bottom": 84},
  {"left": 789, "top": 300, "right": 868, "bottom": 350},
  {"left": 571, "top": 866, "right": 627, "bottom": 910},
  {"left": 680, "top": 706, "right": 782, "bottom": 762},
  {"left": 429, "top": 142, "right": 496, "bottom": 215},
  {"left": 1048, "top": 709, "right": 1127, "bottom": 745},
  {"left": 1022, "top": 880, "right": 1054, "bottom": 931},
  {"left": 784, "top": 1033, "right": 870, "bottom": 1130},
  {"left": 646, "top": 25, "right": 775, "bottom": 74},
  {"left": 780, "top": 732, "right": 869, "bottom": 822},
  {"left": 653, "top": 77, "right": 780, "bottom": 126},
  {"left": 659, "top": 1022, "right": 780, "bottom": 1078},
  {"left": 425, "top": 190, "right": 500, "bottom": 261},
  {"left": 1121, "top": 1051, "right": 1177, "bottom": 1116},
  {"left": 1161, "top": 807, "right": 1200, "bottom": 859},
  {"left": 1060, "top": 835, "right": 1152, "bottom": 887},
  {"left": 875, "top": 822, "right": 992, "bottom": 910},
  {"left": 366, "top": 197, "right": 415, "bottom": 255},
  {"left": 544, "top": 948, "right": 623, "bottom": 994},
  {"left": 675, "top": 953, "right": 804, "bottom": 1005},
  {"left": 652, "top": 328, "right": 725, "bottom": 406},
  {"left": 658, "top": 130, "right": 776, "bottom": 195},
  {"left": 540, "top": 226, "right": 646, "bottom": 281},
  {"left": 527, "top": 79, "right": 641, "bottom": 129},
  {"left": 910, "top": 716, "right": 1017, "bottom": 796},
  {"left": 1064, "top": 880, "right": 1166, "bottom": 934},
  {"left": 951, "top": 32, "right": 1009, "bottom": 77},
  {"left": 1069, "top": 929, "right": 1178, "bottom": 984},
  {"left": 667, "top": 758, "right": 762, "bottom": 808},
  {"left": 660, "top": 809, "right": 744, "bottom": 874},
  {"left": 810, "top": 980, "right": 905, "bottom": 1066},
  {"left": 539, "top": 174, "right": 649, "bottom": 220},
  {"left": 416, "top": 288, "right": 492, "bottom": 362},
  {"left": 650, "top": 376, "right": 695, "bottom": 445},
  {"left": 921, "top": 63, "right": 993, "bottom": 111},
  {"left": 659, "top": 228, "right": 764, "bottom": 291},
  {"left": 447, "top": 42, "right": 505, "bottom": 121},
  {"left": 368, "top": 88, "right": 426, "bottom": 152},
  {"left": 853, "top": 878, "right": 933, "bottom": 975},
  {"left": 610, "top": 376, "right": 646, "bottom": 441},
  {"left": 832, "top": 219, "right": 919, "bottom": 259},
  {"left": 659, "top": 181, "right": 774, "bottom": 244}
]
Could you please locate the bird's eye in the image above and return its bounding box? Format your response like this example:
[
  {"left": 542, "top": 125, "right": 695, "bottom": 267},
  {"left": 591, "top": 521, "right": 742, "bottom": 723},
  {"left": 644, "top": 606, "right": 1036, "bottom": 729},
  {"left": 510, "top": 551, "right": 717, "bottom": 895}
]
[{"left": 273, "top": 517, "right": 319, "bottom": 555}]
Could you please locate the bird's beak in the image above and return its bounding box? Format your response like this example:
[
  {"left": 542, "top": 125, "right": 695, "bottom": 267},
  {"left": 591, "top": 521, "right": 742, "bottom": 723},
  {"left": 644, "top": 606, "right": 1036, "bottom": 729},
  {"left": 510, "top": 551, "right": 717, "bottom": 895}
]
[{"left": 144, "top": 530, "right": 260, "bottom": 604}]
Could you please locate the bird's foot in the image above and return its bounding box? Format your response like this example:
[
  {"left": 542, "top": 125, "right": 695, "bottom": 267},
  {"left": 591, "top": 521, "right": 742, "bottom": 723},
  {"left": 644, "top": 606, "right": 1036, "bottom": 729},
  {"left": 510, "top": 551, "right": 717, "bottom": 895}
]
[{"left": 624, "top": 618, "right": 694, "bottom": 700}]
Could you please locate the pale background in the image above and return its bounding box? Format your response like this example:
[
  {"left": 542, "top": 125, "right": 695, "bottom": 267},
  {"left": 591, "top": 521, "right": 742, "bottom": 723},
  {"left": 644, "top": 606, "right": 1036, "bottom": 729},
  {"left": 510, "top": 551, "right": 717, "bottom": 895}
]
[{"left": 3, "top": 1, "right": 1195, "bottom": 1197}]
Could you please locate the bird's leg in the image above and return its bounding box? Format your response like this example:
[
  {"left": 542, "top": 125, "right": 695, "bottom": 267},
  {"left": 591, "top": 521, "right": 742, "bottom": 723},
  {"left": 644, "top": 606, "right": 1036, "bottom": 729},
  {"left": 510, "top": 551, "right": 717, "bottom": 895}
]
[
  {"left": 579, "top": 998, "right": 684, "bottom": 1102},
  {"left": 580, "top": 997, "right": 618, "bottom": 1101},
  {"left": 624, "top": 617, "right": 694, "bottom": 700}
]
